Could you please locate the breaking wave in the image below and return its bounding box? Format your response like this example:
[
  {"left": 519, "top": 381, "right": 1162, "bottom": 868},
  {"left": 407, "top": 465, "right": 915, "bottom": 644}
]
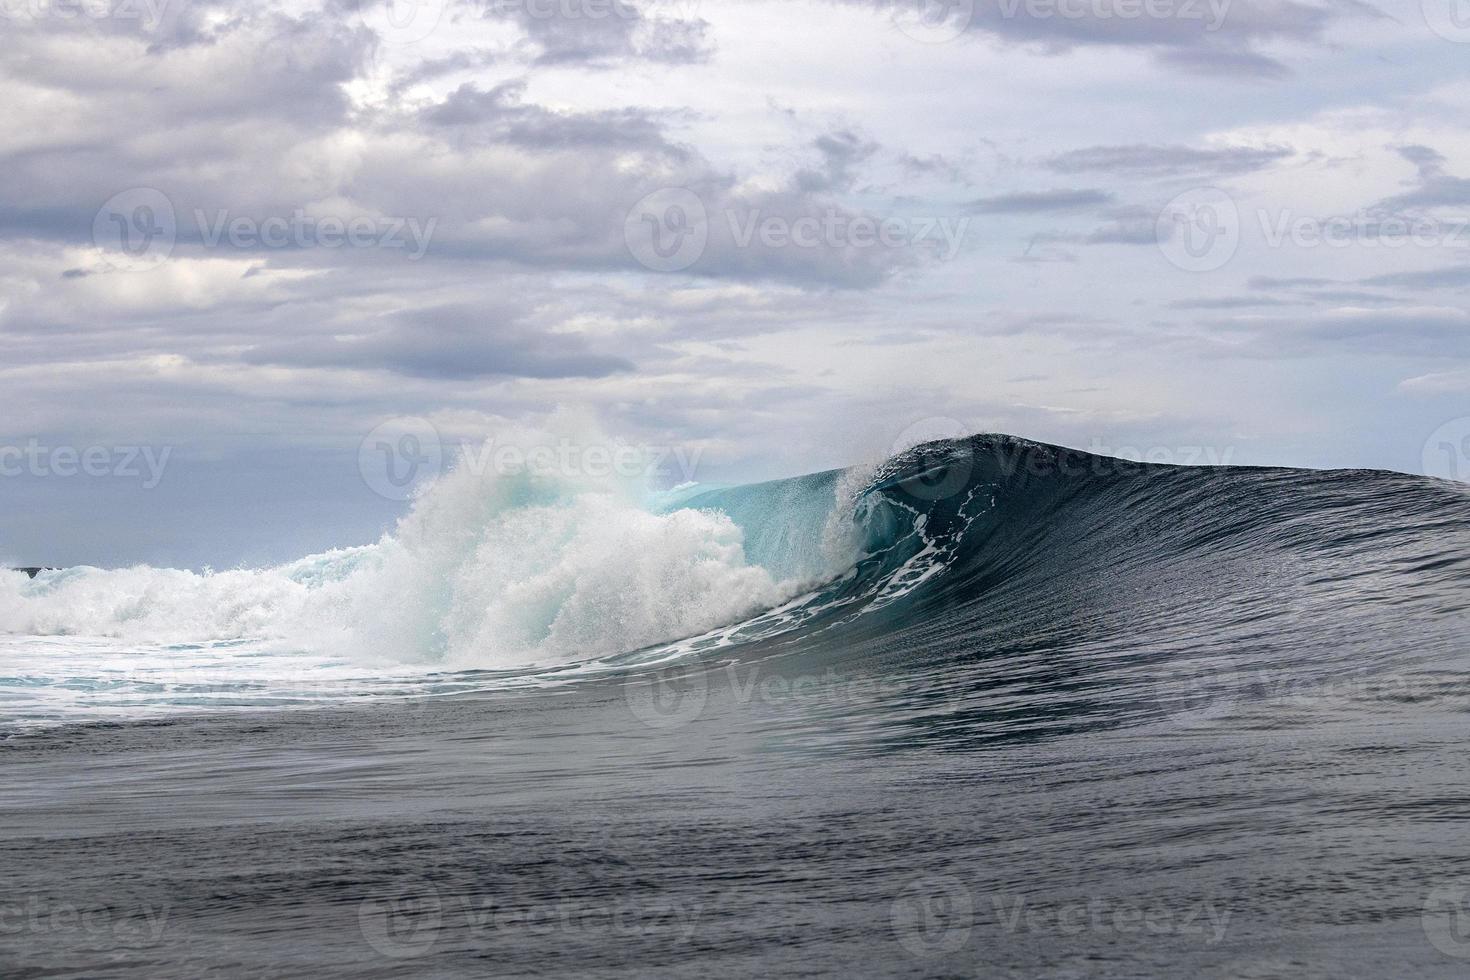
[{"left": 2, "top": 433, "right": 1466, "bottom": 731}]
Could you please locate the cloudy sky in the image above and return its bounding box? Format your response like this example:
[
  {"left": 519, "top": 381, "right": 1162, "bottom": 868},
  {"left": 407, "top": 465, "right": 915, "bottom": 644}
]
[{"left": 3, "top": 0, "right": 1470, "bottom": 567}]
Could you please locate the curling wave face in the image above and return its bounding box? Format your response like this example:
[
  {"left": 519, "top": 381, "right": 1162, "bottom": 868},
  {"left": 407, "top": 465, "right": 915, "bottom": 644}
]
[{"left": 2, "top": 434, "right": 1467, "bottom": 733}]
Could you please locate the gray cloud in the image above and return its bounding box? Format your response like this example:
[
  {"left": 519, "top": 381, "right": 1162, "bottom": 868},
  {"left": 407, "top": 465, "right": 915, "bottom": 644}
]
[
  {"left": 1375, "top": 144, "right": 1470, "bottom": 211},
  {"left": 838, "top": 0, "right": 1374, "bottom": 76},
  {"left": 1046, "top": 143, "right": 1293, "bottom": 178},
  {"left": 1248, "top": 276, "right": 1338, "bottom": 290},
  {"left": 1154, "top": 45, "right": 1288, "bottom": 79},
  {"left": 420, "top": 81, "right": 674, "bottom": 149},
  {"left": 242, "top": 304, "right": 636, "bottom": 380},
  {"left": 968, "top": 188, "right": 1114, "bottom": 214},
  {"left": 1362, "top": 266, "right": 1470, "bottom": 291},
  {"left": 1085, "top": 205, "right": 1158, "bottom": 244},
  {"left": 1169, "top": 297, "right": 1302, "bottom": 310},
  {"left": 487, "top": 0, "right": 712, "bottom": 66},
  {"left": 793, "top": 130, "right": 881, "bottom": 194},
  {"left": 1201, "top": 308, "right": 1470, "bottom": 358}
]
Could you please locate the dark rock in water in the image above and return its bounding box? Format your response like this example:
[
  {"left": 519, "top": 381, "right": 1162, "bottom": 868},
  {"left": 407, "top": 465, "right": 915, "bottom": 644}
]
[{"left": 13, "top": 567, "right": 51, "bottom": 579}]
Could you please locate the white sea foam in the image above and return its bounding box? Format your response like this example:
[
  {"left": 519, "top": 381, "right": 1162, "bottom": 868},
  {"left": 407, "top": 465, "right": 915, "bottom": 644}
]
[
  {"left": 2, "top": 455, "right": 810, "bottom": 672},
  {"left": 0, "top": 431, "right": 893, "bottom": 726}
]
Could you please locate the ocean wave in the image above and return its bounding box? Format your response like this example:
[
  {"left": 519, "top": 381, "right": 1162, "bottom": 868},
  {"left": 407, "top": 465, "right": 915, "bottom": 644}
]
[{"left": 2, "top": 433, "right": 1466, "bottom": 731}]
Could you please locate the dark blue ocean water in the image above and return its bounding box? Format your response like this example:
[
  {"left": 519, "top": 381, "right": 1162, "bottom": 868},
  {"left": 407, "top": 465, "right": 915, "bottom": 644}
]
[{"left": 3, "top": 435, "right": 1469, "bottom": 977}]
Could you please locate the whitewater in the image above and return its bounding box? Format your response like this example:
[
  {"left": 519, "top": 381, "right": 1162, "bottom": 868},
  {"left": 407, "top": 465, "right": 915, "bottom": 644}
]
[{"left": 0, "top": 434, "right": 897, "bottom": 727}]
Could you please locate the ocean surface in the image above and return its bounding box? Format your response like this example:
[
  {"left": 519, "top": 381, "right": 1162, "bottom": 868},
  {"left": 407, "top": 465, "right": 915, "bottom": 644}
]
[{"left": 2, "top": 434, "right": 1468, "bottom": 978}]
